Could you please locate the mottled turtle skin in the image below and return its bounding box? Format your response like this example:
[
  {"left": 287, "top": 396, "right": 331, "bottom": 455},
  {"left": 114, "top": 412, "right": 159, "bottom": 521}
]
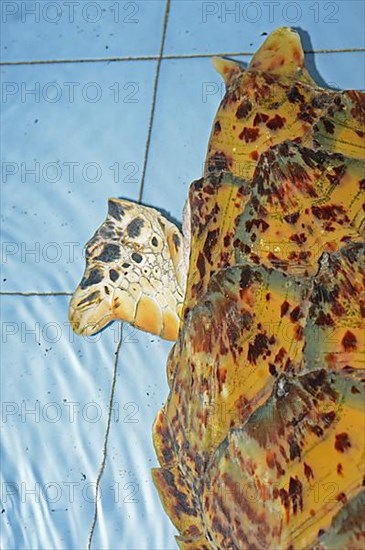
[{"left": 70, "top": 28, "right": 365, "bottom": 549}]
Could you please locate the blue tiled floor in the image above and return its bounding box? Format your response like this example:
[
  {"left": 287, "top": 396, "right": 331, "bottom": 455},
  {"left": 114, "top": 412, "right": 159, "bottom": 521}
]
[{"left": 1, "top": 1, "right": 364, "bottom": 549}]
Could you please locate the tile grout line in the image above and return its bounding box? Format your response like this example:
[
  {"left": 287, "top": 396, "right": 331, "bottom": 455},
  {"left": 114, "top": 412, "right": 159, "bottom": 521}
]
[
  {"left": 138, "top": 0, "right": 171, "bottom": 204},
  {"left": 87, "top": 328, "right": 123, "bottom": 550},
  {"left": 1, "top": 48, "right": 364, "bottom": 66}
]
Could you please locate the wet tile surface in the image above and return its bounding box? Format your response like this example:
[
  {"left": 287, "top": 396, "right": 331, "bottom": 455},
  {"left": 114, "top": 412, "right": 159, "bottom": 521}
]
[
  {"left": 165, "top": 0, "right": 365, "bottom": 55},
  {"left": 1, "top": 1, "right": 166, "bottom": 61}
]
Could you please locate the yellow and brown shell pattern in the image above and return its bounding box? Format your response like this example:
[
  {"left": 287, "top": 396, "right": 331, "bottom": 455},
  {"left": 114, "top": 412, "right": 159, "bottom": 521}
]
[
  {"left": 152, "top": 28, "right": 365, "bottom": 549},
  {"left": 69, "top": 28, "right": 365, "bottom": 550}
]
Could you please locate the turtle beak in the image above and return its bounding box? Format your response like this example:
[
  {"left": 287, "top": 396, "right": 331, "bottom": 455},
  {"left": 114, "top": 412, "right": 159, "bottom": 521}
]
[{"left": 68, "top": 288, "right": 114, "bottom": 336}]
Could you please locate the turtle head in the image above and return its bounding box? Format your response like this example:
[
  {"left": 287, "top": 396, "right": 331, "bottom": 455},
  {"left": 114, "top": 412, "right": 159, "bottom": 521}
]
[{"left": 69, "top": 198, "right": 186, "bottom": 340}]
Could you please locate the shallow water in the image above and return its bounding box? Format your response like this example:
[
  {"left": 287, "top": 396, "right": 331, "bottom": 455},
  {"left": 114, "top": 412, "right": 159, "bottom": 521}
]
[{"left": 1, "top": 2, "right": 364, "bottom": 549}]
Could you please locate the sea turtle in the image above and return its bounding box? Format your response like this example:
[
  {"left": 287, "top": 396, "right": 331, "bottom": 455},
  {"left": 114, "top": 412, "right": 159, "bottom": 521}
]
[{"left": 69, "top": 28, "right": 365, "bottom": 549}]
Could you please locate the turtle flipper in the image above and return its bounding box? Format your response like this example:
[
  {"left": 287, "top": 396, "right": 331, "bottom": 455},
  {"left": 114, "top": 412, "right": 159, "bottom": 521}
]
[
  {"left": 248, "top": 27, "right": 315, "bottom": 84},
  {"left": 151, "top": 466, "right": 207, "bottom": 543},
  {"left": 212, "top": 56, "right": 243, "bottom": 87},
  {"left": 69, "top": 198, "right": 186, "bottom": 340}
]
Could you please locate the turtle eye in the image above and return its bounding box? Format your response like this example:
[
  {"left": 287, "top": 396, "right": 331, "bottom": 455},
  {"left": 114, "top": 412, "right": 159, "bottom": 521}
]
[{"left": 151, "top": 236, "right": 159, "bottom": 247}]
